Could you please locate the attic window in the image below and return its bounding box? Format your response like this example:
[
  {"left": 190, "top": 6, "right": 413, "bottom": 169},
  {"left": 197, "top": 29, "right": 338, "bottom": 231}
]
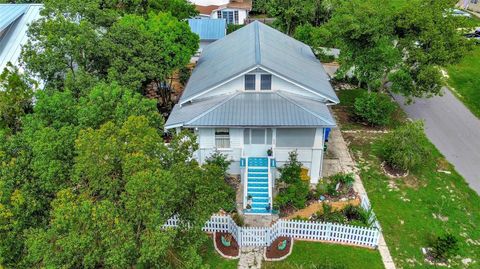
[
  {"left": 244, "top": 74, "right": 255, "bottom": 91},
  {"left": 260, "top": 74, "right": 272, "bottom": 90}
]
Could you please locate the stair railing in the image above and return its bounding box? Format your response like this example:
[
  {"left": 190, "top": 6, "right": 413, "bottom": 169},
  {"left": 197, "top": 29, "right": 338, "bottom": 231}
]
[
  {"left": 243, "top": 157, "right": 249, "bottom": 211},
  {"left": 267, "top": 157, "right": 273, "bottom": 212}
]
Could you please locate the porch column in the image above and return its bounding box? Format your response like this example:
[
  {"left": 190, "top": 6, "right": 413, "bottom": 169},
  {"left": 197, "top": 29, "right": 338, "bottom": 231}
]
[{"left": 309, "top": 128, "right": 325, "bottom": 184}]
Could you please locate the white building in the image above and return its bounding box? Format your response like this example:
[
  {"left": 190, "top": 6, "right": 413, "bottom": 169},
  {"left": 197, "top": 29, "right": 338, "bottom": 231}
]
[
  {"left": 0, "top": 4, "right": 42, "bottom": 72},
  {"left": 166, "top": 22, "right": 339, "bottom": 214},
  {"left": 190, "top": 0, "right": 251, "bottom": 24}
]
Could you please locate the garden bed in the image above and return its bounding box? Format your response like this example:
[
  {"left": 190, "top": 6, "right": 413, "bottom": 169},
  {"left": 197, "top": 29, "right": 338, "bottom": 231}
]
[
  {"left": 286, "top": 197, "right": 360, "bottom": 220},
  {"left": 213, "top": 232, "right": 239, "bottom": 258},
  {"left": 265, "top": 237, "right": 293, "bottom": 260}
]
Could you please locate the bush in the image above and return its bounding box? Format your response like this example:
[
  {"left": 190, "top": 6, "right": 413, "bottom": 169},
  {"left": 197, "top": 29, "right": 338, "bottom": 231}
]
[
  {"left": 278, "top": 151, "right": 302, "bottom": 184},
  {"left": 430, "top": 233, "right": 459, "bottom": 261},
  {"left": 205, "top": 151, "right": 232, "bottom": 176},
  {"left": 353, "top": 92, "right": 396, "bottom": 126},
  {"left": 316, "top": 180, "right": 328, "bottom": 197},
  {"left": 275, "top": 180, "right": 310, "bottom": 209},
  {"left": 315, "top": 204, "right": 346, "bottom": 223},
  {"left": 227, "top": 24, "right": 244, "bottom": 34},
  {"left": 379, "top": 121, "right": 431, "bottom": 171}
]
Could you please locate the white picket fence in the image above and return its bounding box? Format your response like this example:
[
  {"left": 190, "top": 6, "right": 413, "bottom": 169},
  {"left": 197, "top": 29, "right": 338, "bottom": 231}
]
[{"left": 164, "top": 195, "right": 380, "bottom": 248}]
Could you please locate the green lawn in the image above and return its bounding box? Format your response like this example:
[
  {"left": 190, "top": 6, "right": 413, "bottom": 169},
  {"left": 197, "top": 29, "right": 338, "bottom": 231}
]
[
  {"left": 447, "top": 46, "right": 480, "bottom": 118},
  {"left": 201, "top": 239, "right": 238, "bottom": 269},
  {"left": 263, "top": 241, "right": 384, "bottom": 269},
  {"left": 337, "top": 89, "right": 480, "bottom": 268}
]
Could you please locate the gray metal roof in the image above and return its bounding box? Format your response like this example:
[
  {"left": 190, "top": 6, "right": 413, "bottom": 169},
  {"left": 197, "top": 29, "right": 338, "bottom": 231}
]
[
  {"left": 179, "top": 21, "right": 339, "bottom": 104},
  {"left": 0, "top": 4, "right": 27, "bottom": 32},
  {"left": 0, "top": 4, "right": 42, "bottom": 72},
  {"left": 165, "top": 91, "right": 336, "bottom": 129},
  {"left": 188, "top": 19, "right": 226, "bottom": 41}
]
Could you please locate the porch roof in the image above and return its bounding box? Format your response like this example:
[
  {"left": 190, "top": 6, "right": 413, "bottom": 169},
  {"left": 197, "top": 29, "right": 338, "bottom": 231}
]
[{"left": 165, "top": 91, "right": 336, "bottom": 129}]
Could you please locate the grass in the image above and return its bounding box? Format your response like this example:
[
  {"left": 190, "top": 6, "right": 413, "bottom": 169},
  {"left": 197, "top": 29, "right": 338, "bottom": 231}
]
[
  {"left": 446, "top": 46, "right": 480, "bottom": 118},
  {"left": 200, "top": 239, "right": 238, "bottom": 269},
  {"left": 336, "top": 89, "right": 480, "bottom": 268},
  {"left": 263, "top": 241, "right": 384, "bottom": 269}
]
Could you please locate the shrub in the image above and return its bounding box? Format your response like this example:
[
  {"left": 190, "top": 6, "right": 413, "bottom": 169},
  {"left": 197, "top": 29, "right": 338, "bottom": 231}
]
[
  {"left": 316, "top": 180, "right": 328, "bottom": 197},
  {"left": 430, "top": 233, "right": 459, "bottom": 261},
  {"left": 315, "top": 204, "right": 346, "bottom": 224},
  {"left": 232, "top": 213, "right": 244, "bottom": 227},
  {"left": 205, "top": 151, "right": 232, "bottom": 176},
  {"left": 330, "top": 173, "right": 355, "bottom": 187},
  {"left": 353, "top": 92, "right": 396, "bottom": 126},
  {"left": 179, "top": 66, "right": 191, "bottom": 86},
  {"left": 379, "top": 121, "right": 431, "bottom": 171},
  {"left": 278, "top": 151, "right": 302, "bottom": 184},
  {"left": 275, "top": 180, "right": 310, "bottom": 209}
]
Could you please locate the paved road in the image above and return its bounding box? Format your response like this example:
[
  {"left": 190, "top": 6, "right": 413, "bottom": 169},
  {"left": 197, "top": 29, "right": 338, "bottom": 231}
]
[{"left": 394, "top": 88, "right": 480, "bottom": 194}]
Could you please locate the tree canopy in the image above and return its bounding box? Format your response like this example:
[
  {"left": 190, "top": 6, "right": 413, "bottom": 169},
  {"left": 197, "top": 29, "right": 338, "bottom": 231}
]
[{"left": 296, "top": 0, "right": 469, "bottom": 99}]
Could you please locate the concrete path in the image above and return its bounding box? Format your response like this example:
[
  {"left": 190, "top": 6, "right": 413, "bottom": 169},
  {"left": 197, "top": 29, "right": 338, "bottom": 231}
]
[
  {"left": 238, "top": 247, "right": 263, "bottom": 269},
  {"left": 394, "top": 88, "right": 480, "bottom": 194}
]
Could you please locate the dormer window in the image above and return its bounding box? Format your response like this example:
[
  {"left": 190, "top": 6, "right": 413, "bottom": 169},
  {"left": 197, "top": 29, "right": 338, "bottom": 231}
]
[
  {"left": 245, "top": 74, "right": 256, "bottom": 91},
  {"left": 261, "top": 74, "right": 272, "bottom": 90}
]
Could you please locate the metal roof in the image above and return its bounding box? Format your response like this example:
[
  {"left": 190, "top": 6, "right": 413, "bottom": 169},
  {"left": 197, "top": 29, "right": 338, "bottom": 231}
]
[
  {"left": 165, "top": 91, "right": 336, "bottom": 129},
  {"left": 0, "top": 4, "right": 42, "bottom": 72},
  {"left": 179, "top": 21, "right": 339, "bottom": 104},
  {"left": 0, "top": 4, "right": 27, "bottom": 32},
  {"left": 188, "top": 19, "right": 226, "bottom": 41}
]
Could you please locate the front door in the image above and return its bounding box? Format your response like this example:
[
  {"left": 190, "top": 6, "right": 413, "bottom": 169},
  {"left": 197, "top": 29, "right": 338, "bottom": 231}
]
[{"left": 243, "top": 128, "right": 272, "bottom": 157}]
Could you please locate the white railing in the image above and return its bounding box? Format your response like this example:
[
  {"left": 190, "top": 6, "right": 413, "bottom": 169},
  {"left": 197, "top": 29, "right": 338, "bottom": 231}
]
[
  {"left": 164, "top": 195, "right": 380, "bottom": 248},
  {"left": 267, "top": 157, "right": 273, "bottom": 210},
  {"left": 243, "top": 157, "right": 249, "bottom": 210}
]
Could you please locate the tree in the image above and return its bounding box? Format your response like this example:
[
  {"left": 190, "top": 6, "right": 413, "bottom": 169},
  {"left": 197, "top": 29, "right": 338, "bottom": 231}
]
[
  {"left": 354, "top": 92, "right": 397, "bottom": 126},
  {"left": 268, "top": 0, "right": 335, "bottom": 35},
  {"left": 319, "top": 0, "right": 468, "bottom": 99},
  {"left": 0, "top": 63, "right": 35, "bottom": 133},
  {"left": 105, "top": 13, "right": 198, "bottom": 92}
]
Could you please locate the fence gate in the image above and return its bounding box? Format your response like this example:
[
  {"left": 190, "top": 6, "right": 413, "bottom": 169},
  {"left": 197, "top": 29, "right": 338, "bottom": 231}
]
[{"left": 239, "top": 227, "right": 269, "bottom": 246}]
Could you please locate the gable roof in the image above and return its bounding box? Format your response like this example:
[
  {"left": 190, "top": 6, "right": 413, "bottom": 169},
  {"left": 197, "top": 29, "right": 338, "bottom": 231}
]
[
  {"left": 165, "top": 91, "right": 336, "bottom": 129},
  {"left": 0, "top": 4, "right": 42, "bottom": 72},
  {"left": 179, "top": 21, "right": 339, "bottom": 104},
  {"left": 188, "top": 19, "right": 226, "bottom": 41},
  {"left": 195, "top": 5, "right": 219, "bottom": 15}
]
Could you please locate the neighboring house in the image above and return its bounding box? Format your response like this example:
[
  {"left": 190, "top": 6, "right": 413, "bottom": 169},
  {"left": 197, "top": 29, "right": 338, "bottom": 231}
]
[
  {"left": 458, "top": 0, "right": 480, "bottom": 13},
  {"left": 166, "top": 21, "right": 339, "bottom": 215},
  {"left": 0, "top": 4, "right": 42, "bottom": 72},
  {"left": 188, "top": 18, "right": 227, "bottom": 52},
  {"left": 189, "top": 0, "right": 251, "bottom": 24}
]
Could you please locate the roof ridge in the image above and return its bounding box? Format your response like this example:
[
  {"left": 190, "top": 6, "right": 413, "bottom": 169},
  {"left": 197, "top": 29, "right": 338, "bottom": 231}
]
[
  {"left": 254, "top": 21, "right": 261, "bottom": 65},
  {"left": 185, "top": 92, "right": 241, "bottom": 125},
  {"left": 276, "top": 91, "right": 335, "bottom": 125}
]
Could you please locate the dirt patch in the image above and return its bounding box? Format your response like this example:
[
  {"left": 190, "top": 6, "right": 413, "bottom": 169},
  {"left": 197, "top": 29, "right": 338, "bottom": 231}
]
[
  {"left": 381, "top": 162, "right": 408, "bottom": 178},
  {"left": 265, "top": 237, "right": 292, "bottom": 260},
  {"left": 214, "top": 232, "right": 239, "bottom": 258},
  {"left": 285, "top": 198, "right": 360, "bottom": 220}
]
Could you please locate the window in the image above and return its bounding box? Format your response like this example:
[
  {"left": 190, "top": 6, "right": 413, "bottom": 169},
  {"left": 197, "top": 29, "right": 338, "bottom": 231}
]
[
  {"left": 276, "top": 129, "right": 316, "bottom": 147},
  {"left": 234, "top": 10, "right": 239, "bottom": 24},
  {"left": 221, "top": 11, "right": 236, "bottom": 24},
  {"left": 244, "top": 74, "right": 256, "bottom": 90},
  {"left": 215, "top": 128, "right": 230, "bottom": 148},
  {"left": 260, "top": 74, "right": 272, "bottom": 90},
  {"left": 243, "top": 128, "right": 272, "bottom": 145}
]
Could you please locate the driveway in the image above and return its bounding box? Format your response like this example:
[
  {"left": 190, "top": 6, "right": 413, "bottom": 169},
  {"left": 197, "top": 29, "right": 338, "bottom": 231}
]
[{"left": 393, "top": 88, "right": 480, "bottom": 194}]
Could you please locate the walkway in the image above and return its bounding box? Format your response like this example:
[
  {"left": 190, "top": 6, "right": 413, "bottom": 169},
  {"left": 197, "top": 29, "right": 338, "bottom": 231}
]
[
  {"left": 323, "top": 127, "right": 396, "bottom": 269},
  {"left": 394, "top": 88, "right": 480, "bottom": 194}
]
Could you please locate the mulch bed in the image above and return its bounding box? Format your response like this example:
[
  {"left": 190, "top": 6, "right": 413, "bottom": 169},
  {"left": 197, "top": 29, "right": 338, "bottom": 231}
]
[
  {"left": 214, "top": 232, "right": 239, "bottom": 258},
  {"left": 265, "top": 237, "right": 292, "bottom": 260}
]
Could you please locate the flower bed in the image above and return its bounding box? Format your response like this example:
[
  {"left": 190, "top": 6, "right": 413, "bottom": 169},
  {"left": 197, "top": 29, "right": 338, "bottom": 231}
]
[{"left": 214, "top": 232, "right": 239, "bottom": 258}]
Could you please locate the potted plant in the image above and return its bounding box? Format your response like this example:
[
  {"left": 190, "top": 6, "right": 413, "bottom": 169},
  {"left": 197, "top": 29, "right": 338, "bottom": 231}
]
[
  {"left": 267, "top": 148, "right": 273, "bottom": 157},
  {"left": 246, "top": 204, "right": 252, "bottom": 209}
]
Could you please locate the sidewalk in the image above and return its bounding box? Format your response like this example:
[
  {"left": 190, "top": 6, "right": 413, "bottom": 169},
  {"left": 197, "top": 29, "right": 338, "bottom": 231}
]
[{"left": 323, "top": 127, "right": 396, "bottom": 269}]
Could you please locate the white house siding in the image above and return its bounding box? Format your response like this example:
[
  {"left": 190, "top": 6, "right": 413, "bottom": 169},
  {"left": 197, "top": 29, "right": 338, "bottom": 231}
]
[
  {"left": 195, "top": 127, "right": 325, "bottom": 183},
  {"left": 199, "top": 70, "right": 325, "bottom": 101}
]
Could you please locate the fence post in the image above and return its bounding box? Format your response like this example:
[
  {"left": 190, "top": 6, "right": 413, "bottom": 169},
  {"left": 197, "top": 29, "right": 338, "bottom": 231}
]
[{"left": 326, "top": 223, "right": 332, "bottom": 241}]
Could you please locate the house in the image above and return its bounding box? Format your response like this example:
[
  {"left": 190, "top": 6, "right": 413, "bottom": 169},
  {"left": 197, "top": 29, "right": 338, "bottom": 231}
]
[
  {"left": 188, "top": 18, "right": 227, "bottom": 51},
  {"left": 458, "top": 0, "right": 480, "bottom": 13},
  {"left": 0, "top": 4, "right": 42, "bottom": 72},
  {"left": 189, "top": 0, "right": 252, "bottom": 24},
  {"left": 165, "top": 21, "right": 339, "bottom": 214}
]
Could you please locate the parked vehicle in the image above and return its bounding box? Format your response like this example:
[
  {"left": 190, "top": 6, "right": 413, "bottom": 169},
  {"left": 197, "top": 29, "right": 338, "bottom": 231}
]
[
  {"left": 465, "top": 29, "right": 480, "bottom": 43},
  {"left": 448, "top": 8, "right": 472, "bottom": 18}
]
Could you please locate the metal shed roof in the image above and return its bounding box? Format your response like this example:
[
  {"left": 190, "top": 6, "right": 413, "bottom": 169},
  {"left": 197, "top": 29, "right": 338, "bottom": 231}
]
[
  {"left": 165, "top": 91, "right": 336, "bottom": 129},
  {"left": 188, "top": 19, "right": 226, "bottom": 41},
  {"left": 179, "top": 21, "right": 339, "bottom": 104},
  {"left": 0, "top": 4, "right": 42, "bottom": 72}
]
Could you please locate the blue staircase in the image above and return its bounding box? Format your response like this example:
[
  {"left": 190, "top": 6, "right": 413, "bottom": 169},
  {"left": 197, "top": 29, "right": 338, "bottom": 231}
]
[{"left": 245, "top": 157, "right": 271, "bottom": 214}]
